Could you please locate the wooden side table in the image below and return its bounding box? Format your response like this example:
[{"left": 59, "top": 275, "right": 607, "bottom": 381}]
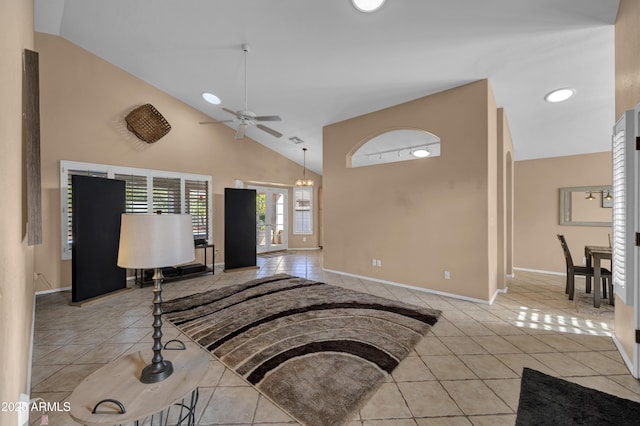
[{"left": 69, "top": 341, "right": 209, "bottom": 425}]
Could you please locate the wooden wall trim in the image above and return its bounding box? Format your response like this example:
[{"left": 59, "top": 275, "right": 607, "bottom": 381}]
[{"left": 24, "top": 49, "right": 42, "bottom": 245}]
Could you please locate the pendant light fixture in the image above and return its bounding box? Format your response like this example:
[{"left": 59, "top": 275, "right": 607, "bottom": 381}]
[
  {"left": 295, "top": 148, "right": 313, "bottom": 187},
  {"left": 585, "top": 191, "right": 595, "bottom": 200},
  {"left": 604, "top": 190, "right": 612, "bottom": 201}
]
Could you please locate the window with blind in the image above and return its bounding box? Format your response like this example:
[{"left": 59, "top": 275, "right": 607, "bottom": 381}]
[
  {"left": 153, "top": 177, "right": 181, "bottom": 214},
  {"left": 611, "top": 109, "right": 637, "bottom": 305},
  {"left": 293, "top": 187, "right": 313, "bottom": 235},
  {"left": 114, "top": 173, "right": 148, "bottom": 214},
  {"left": 60, "top": 160, "right": 212, "bottom": 260},
  {"left": 186, "top": 179, "right": 209, "bottom": 241}
]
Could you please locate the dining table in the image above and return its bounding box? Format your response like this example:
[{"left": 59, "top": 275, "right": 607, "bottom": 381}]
[{"left": 584, "top": 245, "right": 613, "bottom": 308}]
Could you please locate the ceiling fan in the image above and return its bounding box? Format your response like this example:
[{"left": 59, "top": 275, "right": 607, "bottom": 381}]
[{"left": 200, "top": 44, "right": 283, "bottom": 139}]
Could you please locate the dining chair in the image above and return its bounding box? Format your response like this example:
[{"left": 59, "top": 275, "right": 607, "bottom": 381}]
[{"left": 556, "top": 234, "right": 612, "bottom": 302}]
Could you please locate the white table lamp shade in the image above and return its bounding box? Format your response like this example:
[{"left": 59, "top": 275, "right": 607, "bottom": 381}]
[{"left": 118, "top": 214, "right": 195, "bottom": 269}]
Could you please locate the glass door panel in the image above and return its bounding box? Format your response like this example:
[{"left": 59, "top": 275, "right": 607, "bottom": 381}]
[
  {"left": 256, "top": 191, "right": 267, "bottom": 251},
  {"left": 251, "top": 187, "right": 288, "bottom": 254}
]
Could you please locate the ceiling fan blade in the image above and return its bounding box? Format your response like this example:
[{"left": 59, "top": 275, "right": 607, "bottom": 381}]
[
  {"left": 222, "top": 107, "right": 240, "bottom": 117},
  {"left": 254, "top": 115, "right": 282, "bottom": 122},
  {"left": 199, "top": 120, "right": 233, "bottom": 125},
  {"left": 235, "top": 123, "right": 247, "bottom": 139},
  {"left": 256, "top": 124, "right": 283, "bottom": 138}
]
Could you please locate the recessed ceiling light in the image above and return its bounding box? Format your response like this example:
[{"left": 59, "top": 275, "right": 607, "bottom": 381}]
[
  {"left": 202, "top": 92, "right": 221, "bottom": 105},
  {"left": 412, "top": 148, "right": 430, "bottom": 158},
  {"left": 544, "top": 88, "right": 575, "bottom": 103},
  {"left": 352, "top": 0, "right": 386, "bottom": 13}
]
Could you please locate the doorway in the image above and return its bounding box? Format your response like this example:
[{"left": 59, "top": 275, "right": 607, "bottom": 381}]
[{"left": 250, "top": 186, "right": 288, "bottom": 253}]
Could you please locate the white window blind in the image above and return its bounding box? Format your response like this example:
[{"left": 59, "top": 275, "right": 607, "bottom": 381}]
[
  {"left": 60, "top": 160, "right": 212, "bottom": 260},
  {"left": 153, "top": 177, "right": 182, "bottom": 214},
  {"left": 185, "top": 179, "right": 209, "bottom": 241},
  {"left": 612, "top": 109, "right": 637, "bottom": 305},
  {"left": 114, "top": 173, "right": 148, "bottom": 214},
  {"left": 293, "top": 187, "right": 313, "bottom": 235}
]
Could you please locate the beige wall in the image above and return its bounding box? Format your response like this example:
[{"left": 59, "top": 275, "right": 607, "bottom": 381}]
[
  {"left": 615, "top": 0, "right": 640, "bottom": 116},
  {"left": 497, "top": 109, "right": 515, "bottom": 289},
  {"left": 323, "top": 80, "right": 499, "bottom": 302},
  {"left": 614, "top": 0, "right": 640, "bottom": 368},
  {"left": 33, "top": 33, "right": 321, "bottom": 292},
  {"left": 0, "top": 0, "right": 36, "bottom": 423},
  {"left": 514, "top": 152, "right": 612, "bottom": 273},
  {"left": 487, "top": 87, "right": 499, "bottom": 298}
]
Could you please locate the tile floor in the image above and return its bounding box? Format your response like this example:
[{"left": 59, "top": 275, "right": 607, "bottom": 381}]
[{"left": 29, "top": 250, "right": 640, "bottom": 425}]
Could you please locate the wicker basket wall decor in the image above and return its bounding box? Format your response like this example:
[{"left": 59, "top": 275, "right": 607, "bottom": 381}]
[{"left": 125, "top": 104, "right": 171, "bottom": 143}]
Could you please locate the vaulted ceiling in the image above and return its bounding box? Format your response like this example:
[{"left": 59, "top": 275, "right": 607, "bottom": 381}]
[{"left": 34, "top": 0, "right": 620, "bottom": 175}]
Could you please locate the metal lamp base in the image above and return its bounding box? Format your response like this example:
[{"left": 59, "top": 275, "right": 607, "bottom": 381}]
[
  {"left": 140, "top": 360, "right": 174, "bottom": 384},
  {"left": 140, "top": 267, "right": 173, "bottom": 384}
]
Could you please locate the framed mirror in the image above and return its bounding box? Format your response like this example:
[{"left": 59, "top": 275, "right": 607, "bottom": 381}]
[{"left": 559, "top": 186, "right": 612, "bottom": 227}]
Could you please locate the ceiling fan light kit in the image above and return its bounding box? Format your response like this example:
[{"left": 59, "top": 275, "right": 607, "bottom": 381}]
[{"left": 200, "top": 43, "right": 283, "bottom": 139}]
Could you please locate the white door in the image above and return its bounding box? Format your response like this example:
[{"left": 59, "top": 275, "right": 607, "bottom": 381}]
[{"left": 251, "top": 186, "right": 288, "bottom": 254}]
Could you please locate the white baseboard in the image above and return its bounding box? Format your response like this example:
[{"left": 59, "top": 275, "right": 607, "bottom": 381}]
[
  {"left": 287, "top": 247, "right": 322, "bottom": 251},
  {"left": 513, "top": 267, "right": 564, "bottom": 276},
  {"left": 322, "top": 268, "right": 497, "bottom": 305},
  {"left": 27, "top": 294, "right": 37, "bottom": 396},
  {"left": 612, "top": 334, "right": 637, "bottom": 378},
  {"left": 35, "top": 286, "right": 71, "bottom": 296}
]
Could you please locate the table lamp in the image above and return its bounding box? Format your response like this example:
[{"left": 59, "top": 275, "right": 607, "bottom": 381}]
[{"left": 117, "top": 213, "right": 195, "bottom": 383}]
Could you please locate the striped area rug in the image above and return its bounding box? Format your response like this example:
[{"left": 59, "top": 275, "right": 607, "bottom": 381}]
[{"left": 163, "top": 274, "right": 441, "bottom": 426}]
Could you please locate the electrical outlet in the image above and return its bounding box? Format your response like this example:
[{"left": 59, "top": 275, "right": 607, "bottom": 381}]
[
  {"left": 303, "top": 237, "right": 307, "bottom": 242},
  {"left": 372, "top": 259, "right": 377, "bottom": 267},
  {"left": 376, "top": 259, "right": 382, "bottom": 267},
  {"left": 444, "top": 271, "right": 451, "bottom": 279},
  {"left": 582, "top": 257, "right": 587, "bottom": 265}
]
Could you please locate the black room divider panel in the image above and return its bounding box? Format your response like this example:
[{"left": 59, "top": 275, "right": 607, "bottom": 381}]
[
  {"left": 224, "top": 188, "right": 257, "bottom": 271},
  {"left": 72, "top": 175, "right": 126, "bottom": 303}
]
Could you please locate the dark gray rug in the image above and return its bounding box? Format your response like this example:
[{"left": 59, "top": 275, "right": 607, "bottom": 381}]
[
  {"left": 163, "top": 274, "right": 441, "bottom": 426},
  {"left": 516, "top": 368, "right": 640, "bottom": 425}
]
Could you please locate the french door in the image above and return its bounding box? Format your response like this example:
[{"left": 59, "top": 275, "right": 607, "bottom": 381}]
[{"left": 250, "top": 186, "right": 288, "bottom": 253}]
